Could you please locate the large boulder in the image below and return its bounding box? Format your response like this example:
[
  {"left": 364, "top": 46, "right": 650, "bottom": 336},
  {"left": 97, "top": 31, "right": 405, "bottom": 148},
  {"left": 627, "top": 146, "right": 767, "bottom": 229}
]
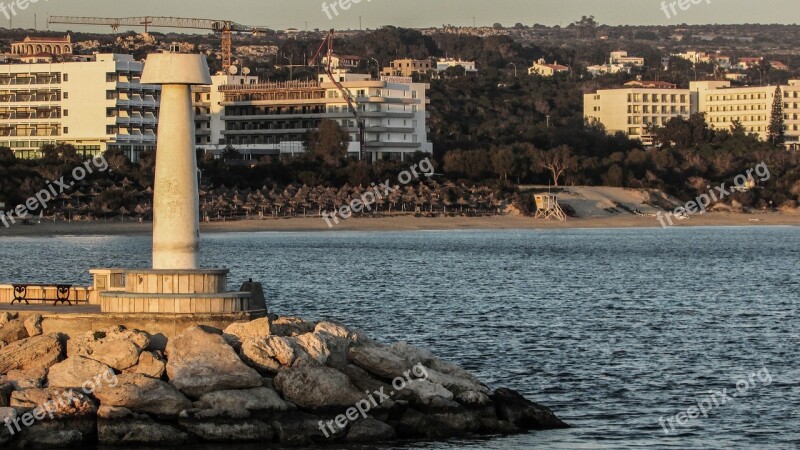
[
  {"left": 491, "top": 388, "right": 569, "bottom": 430},
  {"left": 348, "top": 342, "right": 411, "bottom": 379},
  {"left": 0, "top": 320, "right": 29, "bottom": 345},
  {"left": 273, "top": 365, "right": 363, "bottom": 410},
  {"left": 0, "top": 334, "right": 63, "bottom": 375},
  {"left": 93, "top": 373, "right": 192, "bottom": 417},
  {"left": 393, "top": 341, "right": 483, "bottom": 386},
  {"left": 314, "top": 322, "right": 358, "bottom": 370},
  {"left": 126, "top": 351, "right": 166, "bottom": 379},
  {"left": 165, "top": 326, "right": 262, "bottom": 398},
  {"left": 222, "top": 318, "right": 271, "bottom": 350},
  {"left": 179, "top": 418, "right": 274, "bottom": 442},
  {"left": 47, "top": 356, "right": 114, "bottom": 390},
  {"left": 67, "top": 326, "right": 149, "bottom": 371},
  {"left": 394, "top": 407, "right": 480, "bottom": 439},
  {"left": 98, "top": 409, "right": 189, "bottom": 445},
  {"left": 6, "top": 367, "right": 48, "bottom": 389},
  {"left": 0, "top": 407, "right": 16, "bottom": 445},
  {"left": 239, "top": 336, "right": 312, "bottom": 373},
  {"left": 292, "top": 333, "right": 330, "bottom": 366},
  {"left": 270, "top": 317, "right": 316, "bottom": 337},
  {"left": 196, "top": 387, "right": 294, "bottom": 416},
  {"left": 404, "top": 378, "right": 455, "bottom": 407},
  {"left": 424, "top": 368, "right": 490, "bottom": 396},
  {"left": 345, "top": 417, "right": 396, "bottom": 443},
  {"left": 10, "top": 387, "right": 97, "bottom": 417},
  {"left": 23, "top": 314, "right": 43, "bottom": 338}
]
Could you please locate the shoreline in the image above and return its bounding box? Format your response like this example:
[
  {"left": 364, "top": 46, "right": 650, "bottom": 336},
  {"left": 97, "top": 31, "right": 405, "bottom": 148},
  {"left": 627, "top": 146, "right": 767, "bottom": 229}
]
[{"left": 0, "top": 212, "right": 798, "bottom": 237}]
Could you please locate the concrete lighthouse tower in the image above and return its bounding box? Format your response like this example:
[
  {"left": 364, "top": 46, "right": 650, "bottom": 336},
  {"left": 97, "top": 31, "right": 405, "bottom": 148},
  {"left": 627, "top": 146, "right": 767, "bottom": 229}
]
[
  {"left": 91, "top": 52, "right": 266, "bottom": 317},
  {"left": 140, "top": 53, "right": 211, "bottom": 270}
]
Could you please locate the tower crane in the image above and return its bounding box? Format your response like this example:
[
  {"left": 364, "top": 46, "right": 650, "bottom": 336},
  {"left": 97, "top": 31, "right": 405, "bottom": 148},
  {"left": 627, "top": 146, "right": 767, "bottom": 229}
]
[
  {"left": 309, "top": 29, "right": 366, "bottom": 162},
  {"left": 47, "top": 16, "right": 270, "bottom": 71}
]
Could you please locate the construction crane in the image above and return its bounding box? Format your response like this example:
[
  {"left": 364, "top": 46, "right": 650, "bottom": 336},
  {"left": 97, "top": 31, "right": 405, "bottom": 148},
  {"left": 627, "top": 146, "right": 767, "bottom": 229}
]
[
  {"left": 309, "top": 29, "right": 366, "bottom": 162},
  {"left": 47, "top": 16, "right": 270, "bottom": 71}
]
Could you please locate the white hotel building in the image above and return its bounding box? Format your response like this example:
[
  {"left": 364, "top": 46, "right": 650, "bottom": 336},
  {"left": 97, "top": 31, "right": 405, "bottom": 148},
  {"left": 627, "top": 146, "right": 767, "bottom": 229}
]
[
  {"left": 0, "top": 54, "right": 159, "bottom": 159},
  {"left": 1, "top": 56, "right": 432, "bottom": 161}
]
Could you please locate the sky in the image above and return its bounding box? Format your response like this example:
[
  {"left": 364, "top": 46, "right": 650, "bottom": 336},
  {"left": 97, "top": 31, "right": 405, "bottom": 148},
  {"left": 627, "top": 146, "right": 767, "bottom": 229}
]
[{"left": 4, "top": 0, "right": 800, "bottom": 33}]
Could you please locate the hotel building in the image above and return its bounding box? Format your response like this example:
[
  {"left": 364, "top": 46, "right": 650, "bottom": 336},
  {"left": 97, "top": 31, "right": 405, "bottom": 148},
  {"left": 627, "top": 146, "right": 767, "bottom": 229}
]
[
  {"left": 583, "top": 81, "right": 691, "bottom": 145},
  {"left": 0, "top": 54, "right": 159, "bottom": 159},
  {"left": 206, "top": 70, "right": 432, "bottom": 161}
]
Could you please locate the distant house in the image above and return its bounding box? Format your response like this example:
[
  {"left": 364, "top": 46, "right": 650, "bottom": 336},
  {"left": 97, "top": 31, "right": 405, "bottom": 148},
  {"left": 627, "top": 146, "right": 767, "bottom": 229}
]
[
  {"left": 322, "top": 54, "right": 362, "bottom": 69},
  {"left": 737, "top": 57, "right": 763, "bottom": 70},
  {"left": 587, "top": 64, "right": 630, "bottom": 77},
  {"left": 10, "top": 35, "right": 73, "bottom": 58},
  {"left": 528, "top": 59, "right": 569, "bottom": 77},
  {"left": 610, "top": 51, "right": 644, "bottom": 67},
  {"left": 770, "top": 61, "right": 789, "bottom": 71},
  {"left": 435, "top": 58, "right": 477, "bottom": 73},
  {"left": 382, "top": 59, "right": 434, "bottom": 77}
]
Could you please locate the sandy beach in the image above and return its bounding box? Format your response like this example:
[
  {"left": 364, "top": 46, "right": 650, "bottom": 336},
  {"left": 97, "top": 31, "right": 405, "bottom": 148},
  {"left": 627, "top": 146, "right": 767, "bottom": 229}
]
[{"left": 0, "top": 211, "right": 797, "bottom": 237}]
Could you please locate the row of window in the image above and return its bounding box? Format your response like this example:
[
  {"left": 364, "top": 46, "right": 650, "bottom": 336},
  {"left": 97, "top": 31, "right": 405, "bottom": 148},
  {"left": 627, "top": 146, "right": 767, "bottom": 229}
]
[{"left": 627, "top": 93, "right": 688, "bottom": 103}]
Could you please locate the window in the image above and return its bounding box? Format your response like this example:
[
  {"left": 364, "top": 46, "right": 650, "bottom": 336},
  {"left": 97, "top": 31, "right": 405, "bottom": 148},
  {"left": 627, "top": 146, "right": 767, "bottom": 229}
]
[
  {"left": 63, "top": 74, "right": 69, "bottom": 82},
  {"left": 63, "top": 92, "right": 68, "bottom": 99},
  {"left": 64, "top": 110, "right": 68, "bottom": 116},
  {"left": 63, "top": 127, "right": 68, "bottom": 134}
]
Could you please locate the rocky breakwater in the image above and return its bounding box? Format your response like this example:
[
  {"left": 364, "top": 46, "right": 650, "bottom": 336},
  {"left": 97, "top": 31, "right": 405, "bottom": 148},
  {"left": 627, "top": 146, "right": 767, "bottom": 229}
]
[{"left": 0, "top": 311, "right": 568, "bottom": 447}]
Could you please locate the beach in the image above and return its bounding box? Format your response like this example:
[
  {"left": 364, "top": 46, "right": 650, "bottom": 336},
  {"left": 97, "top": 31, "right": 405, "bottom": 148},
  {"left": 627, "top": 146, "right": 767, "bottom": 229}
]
[{"left": 0, "top": 211, "right": 797, "bottom": 237}]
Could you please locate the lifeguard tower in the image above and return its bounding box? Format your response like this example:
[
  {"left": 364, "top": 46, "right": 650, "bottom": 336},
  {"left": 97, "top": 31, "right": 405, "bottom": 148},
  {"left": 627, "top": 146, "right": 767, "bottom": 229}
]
[{"left": 534, "top": 194, "right": 566, "bottom": 221}]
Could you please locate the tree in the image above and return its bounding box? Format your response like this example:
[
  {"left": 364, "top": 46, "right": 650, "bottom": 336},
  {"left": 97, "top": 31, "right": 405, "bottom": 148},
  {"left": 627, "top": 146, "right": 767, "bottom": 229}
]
[
  {"left": 533, "top": 145, "right": 577, "bottom": 187},
  {"left": 221, "top": 144, "right": 242, "bottom": 162},
  {"left": 307, "top": 120, "right": 349, "bottom": 167},
  {"left": 768, "top": 85, "right": 785, "bottom": 146},
  {"left": 492, "top": 23, "right": 504, "bottom": 30},
  {"left": 490, "top": 146, "right": 514, "bottom": 181},
  {"left": 0, "top": 147, "right": 15, "bottom": 167}
]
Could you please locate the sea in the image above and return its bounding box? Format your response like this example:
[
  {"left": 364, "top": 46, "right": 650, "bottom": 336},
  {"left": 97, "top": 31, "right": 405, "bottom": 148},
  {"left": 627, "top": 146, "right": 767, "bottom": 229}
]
[{"left": 1, "top": 227, "right": 798, "bottom": 449}]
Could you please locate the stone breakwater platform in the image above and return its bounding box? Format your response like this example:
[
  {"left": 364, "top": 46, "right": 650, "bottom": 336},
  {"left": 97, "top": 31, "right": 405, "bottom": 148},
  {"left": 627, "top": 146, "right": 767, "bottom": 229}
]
[{"left": 0, "top": 313, "right": 568, "bottom": 448}]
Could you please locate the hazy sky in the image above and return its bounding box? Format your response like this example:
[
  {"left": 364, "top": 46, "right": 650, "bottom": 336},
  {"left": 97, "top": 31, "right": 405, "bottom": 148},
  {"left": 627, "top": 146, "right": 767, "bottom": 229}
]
[{"left": 7, "top": 0, "right": 800, "bottom": 32}]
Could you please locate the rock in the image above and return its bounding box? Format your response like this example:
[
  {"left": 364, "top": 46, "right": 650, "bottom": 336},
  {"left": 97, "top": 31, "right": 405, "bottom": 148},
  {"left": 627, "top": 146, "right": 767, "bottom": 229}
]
[
  {"left": 393, "top": 341, "right": 484, "bottom": 386},
  {"left": 271, "top": 317, "right": 315, "bottom": 337},
  {"left": 240, "top": 336, "right": 311, "bottom": 373},
  {"left": 130, "top": 351, "right": 166, "bottom": 378},
  {"left": 93, "top": 373, "right": 192, "bottom": 417},
  {"left": 312, "top": 325, "right": 354, "bottom": 370},
  {"left": 425, "top": 368, "right": 490, "bottom": 396},
  {"left": 0, "top": 312, "right": 17, "bottom": 325},
  {"left": 348, "top": 342, "right": 413, "bottom": 380},
  {"left": 0, "top": 320, "right": 29, "bottom": 345},
  {"left": 97, "top": 405, "right": 133, "bottom": 420},
  {"left": 179, "top": 418, "right": 274, "bottom": 441},
  {"left": 165, "top": 326, "right": 262, "bottom": 398},
  {"left": 292, "top": 333, "right": 330, "bottom": 366},
  {"left": 345, "top": 417, "right": 396, "bottom": 443},
  {"left": 404, "top": 378, "right": 454, "bottom": 407},
  {"left": 491, "top": 388, "right": 569, "bottom": 430},
  {"left": 10, "top": 387, "right": 97, "bottom": 417},
  {"left": 394, "top": 407, "right": 479, "bottom": 439},
  {"left": 455, "top": 390, "right": 492, "bottom": 407},
  {"left": 23, "top": 314, "right": 43, "bottom": 337},
  {"left": 198, "top": 387, "right": 294, "bottom": 415},
  {"left": 67, "top": 327, "right": 148, "bottom": 371},
  {"left": 273, "top": 365, "right": 363, "bottom": 409},
  {"left": 270, "top": 411, "right": 338, "bottom": 444},
  {"left": 0, "top": 334, "right": 64, "bottom": 375},
  {"left": 99, "top": 412, "right": 189, "bottom": 445},
  {"left": 0, "top": 407, "right": 16, "bottom": 444},
  {"left": 47, "top": 356, "right": 114, "bottom": 390},
  {"left": 0, "top": 381, "right": 12, "bottom": 407},
  {"left": 6, "top": 367, "right": 47, "bottom": 389},
  {"left": 222, "top": 317, "right": 271, "bottom": 349}
]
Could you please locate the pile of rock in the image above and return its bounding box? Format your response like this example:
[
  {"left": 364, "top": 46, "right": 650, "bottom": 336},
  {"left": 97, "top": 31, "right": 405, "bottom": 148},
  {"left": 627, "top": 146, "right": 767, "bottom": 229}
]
[{"left": 0, "top": 314, "right": 567, "bottom": 448}]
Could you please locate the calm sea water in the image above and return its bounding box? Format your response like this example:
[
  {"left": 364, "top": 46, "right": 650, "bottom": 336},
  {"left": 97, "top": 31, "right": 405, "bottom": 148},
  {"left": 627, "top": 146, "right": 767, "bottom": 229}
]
[{"left": 1, "top": 227, "right": 798, "bottom": 449}]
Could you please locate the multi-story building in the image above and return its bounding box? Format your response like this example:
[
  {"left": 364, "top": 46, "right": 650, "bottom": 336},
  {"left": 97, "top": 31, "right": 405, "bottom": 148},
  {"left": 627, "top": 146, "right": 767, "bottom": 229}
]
[
  {"left": 204, "top": 70, "right": 432, "bottom": 161},
  {"left": 584, "top": 82, "right": 692, "bottom": 145},
  {"left": 0, "top": 53, "right": 159, "bottom": 159},
  {"left": 381, "top": 59, "right": 433, "bottom": 78},
  {"left": 692, "top": 80, "right": 800, "bottom": 150},
  {"left": 610, "top": 51, "right": 644, "bottom": 67}
]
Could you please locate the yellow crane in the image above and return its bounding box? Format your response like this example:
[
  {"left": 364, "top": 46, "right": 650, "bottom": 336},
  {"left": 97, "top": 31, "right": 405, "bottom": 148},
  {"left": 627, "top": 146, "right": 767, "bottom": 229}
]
[{"left": 47, "top": 16, "right": 270, "bottom": 71}]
